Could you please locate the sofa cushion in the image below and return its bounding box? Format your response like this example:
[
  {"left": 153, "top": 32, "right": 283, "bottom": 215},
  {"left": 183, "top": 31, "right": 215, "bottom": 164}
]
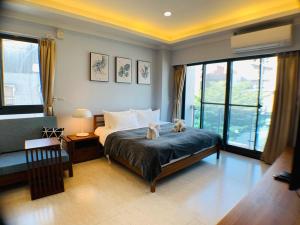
[
  {"left": 0, "top": 150, "right": 69, "bottom": 176},
  {"left": 0, "top": 116, "right": 57, "bottom": 154}
]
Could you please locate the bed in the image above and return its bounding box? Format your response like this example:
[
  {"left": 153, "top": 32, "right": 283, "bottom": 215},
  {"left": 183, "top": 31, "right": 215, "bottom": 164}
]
[{"left": 94, "top": 114, "right": 221, "bottom": 192}]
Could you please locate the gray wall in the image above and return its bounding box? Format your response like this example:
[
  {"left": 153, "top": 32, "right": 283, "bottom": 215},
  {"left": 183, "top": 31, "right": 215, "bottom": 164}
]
[
  {"left": 54, "top": 30, "right": 157, "bottom": 133},
  {"left": 155, "top": 49, "right": 173, "bottom": 121},
  {"left": 5, "top": 17, "right": 298, "bottom": 133},
  {"left": 1, "top": 18, "right": 173, "bottom": 134},
  {"left": 172, "top": 24, "right": 300, "bottom": 65}
]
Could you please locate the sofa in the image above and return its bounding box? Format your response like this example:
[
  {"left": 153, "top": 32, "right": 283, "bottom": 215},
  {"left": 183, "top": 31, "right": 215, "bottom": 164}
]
[{"left": 0, "top": 116, "right": 73, "bottom": 186}]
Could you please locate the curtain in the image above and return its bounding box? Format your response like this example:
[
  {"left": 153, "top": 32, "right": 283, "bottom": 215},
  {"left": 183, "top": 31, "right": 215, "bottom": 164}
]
[
  {"left": 0, "top": 39, "right": 3, "bottom": 104},
  {"left": 172, "top": 65, "right": 186, "bottom": 121},
  {"left": 39, "top": 39, "right": 56, "bottom": 116},
  {"left": 261, "top": 51, "right": 300, "bottom": 164}
]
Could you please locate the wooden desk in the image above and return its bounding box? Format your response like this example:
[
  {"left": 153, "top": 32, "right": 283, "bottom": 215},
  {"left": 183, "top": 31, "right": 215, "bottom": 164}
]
[
  {"left": 25, "top": 137, "right": 60, "bottom": 150},
  {"left": 218, "top": 148, "right": 300, "bottom": 225}
]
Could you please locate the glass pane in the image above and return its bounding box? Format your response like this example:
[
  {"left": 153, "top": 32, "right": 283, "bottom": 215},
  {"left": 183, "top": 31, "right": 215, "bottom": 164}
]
[
  {"left": 256, "top": 57, "right": 277, "bottom": 151},
  {"left": 202, "top": 104, "right": 224, "bottom": 136},
  {"left": 228, "top": 106, "right": 257, "bottom": 150},
  {"left": 2, "top": 39, "right": 43, "bottom": 106},
  {"left": 184, "top": 65, "right": 202, "bottom": 128},
  {"left": 231, "top": 59, "right": 260, "bottom": 106},
  {"left": 204, "top": 62, "right": 227, "bottom": 103}
]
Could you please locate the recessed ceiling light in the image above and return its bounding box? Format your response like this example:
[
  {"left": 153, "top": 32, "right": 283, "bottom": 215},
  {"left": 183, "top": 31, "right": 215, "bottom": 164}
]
[{"left": 163, "top": 11, "right": 172, "bottom": 17}]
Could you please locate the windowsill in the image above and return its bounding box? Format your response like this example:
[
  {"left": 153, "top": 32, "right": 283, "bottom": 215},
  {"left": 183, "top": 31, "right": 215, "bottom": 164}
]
[{"left": 0, "top": 113, "right": 44, "bottom": 120}]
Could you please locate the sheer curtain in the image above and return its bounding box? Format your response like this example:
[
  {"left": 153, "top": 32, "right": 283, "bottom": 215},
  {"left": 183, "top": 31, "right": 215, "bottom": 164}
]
[
  {"left": 39, "top": 39, "right": 56, "bottom": 116},
  {"left": 172, "top": 65, "right": 186, "bottom": 121},
  {"left": 261, "top": 51, "right": 300, "bottom": 164}
]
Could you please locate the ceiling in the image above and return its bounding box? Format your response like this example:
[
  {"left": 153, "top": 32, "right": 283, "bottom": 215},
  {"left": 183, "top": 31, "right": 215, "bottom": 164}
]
[{"left": 2, "top": 0, "right": 300, "bottom": 45}]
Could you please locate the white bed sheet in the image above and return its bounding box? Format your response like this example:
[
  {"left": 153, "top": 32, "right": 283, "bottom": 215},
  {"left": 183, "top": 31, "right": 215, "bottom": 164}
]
[{"left": 94, "top": 121, "right": 169, "bottom": 146}]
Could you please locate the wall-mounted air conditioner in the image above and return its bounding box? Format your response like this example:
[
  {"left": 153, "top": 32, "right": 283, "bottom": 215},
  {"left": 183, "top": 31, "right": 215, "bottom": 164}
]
[{"left": 231, "top": 24, "right": 292, "bottom": 53}]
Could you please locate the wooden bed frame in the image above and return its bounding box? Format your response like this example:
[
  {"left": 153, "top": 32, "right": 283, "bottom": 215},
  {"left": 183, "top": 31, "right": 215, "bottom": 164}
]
[{"left": 94, "top": 114, "right": 220, "bottom": 192}]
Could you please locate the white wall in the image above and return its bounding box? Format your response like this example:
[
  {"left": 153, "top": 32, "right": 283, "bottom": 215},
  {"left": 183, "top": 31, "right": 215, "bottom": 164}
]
[
  {"left": 172, "top": 24, "right": 300, "bottom": 65},
  {"left": 0, "top": 17, "right": 172, "bottom": 134}
]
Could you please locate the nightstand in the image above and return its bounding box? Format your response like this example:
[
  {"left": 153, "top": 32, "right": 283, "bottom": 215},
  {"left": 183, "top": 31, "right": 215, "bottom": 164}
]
[{"left": 65, "top": 132, "right": 103, "bottom": 163}]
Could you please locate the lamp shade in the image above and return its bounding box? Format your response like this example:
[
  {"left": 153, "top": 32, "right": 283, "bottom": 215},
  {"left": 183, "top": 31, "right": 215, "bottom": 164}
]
[{"left": 72, "top": 108, "right": 92, "bottom": 118}]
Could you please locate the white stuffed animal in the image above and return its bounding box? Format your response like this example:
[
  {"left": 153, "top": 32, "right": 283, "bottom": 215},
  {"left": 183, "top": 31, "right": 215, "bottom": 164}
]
[
  {"left": 146, "top": 123, "right": 160, "bottom": 140},
  {"left": 173, "top": 119, "right": 186, "bottom": 132}
]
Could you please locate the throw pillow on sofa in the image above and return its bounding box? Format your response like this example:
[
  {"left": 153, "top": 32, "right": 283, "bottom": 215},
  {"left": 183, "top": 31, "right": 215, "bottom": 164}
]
[{"left": 42, "top": 127, "right": 64, "bottom": 138}]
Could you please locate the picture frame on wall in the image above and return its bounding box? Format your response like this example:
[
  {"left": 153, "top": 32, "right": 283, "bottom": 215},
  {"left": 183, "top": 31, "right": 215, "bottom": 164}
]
[
  {"left": 137, "top": 60, "right": 151, "bottom": 85},
  {"left": 115, "top": 57, "right": 132, "bottom": 83},
  {"left": 90, "top": 52, "right": 109, "bottom": 82}
]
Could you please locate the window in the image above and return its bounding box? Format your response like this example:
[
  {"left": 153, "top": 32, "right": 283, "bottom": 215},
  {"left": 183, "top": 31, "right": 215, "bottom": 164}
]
[
  {"left": 228, "top": 57, "right": 277, "bottom": 151},
  {"left": 184, "top": 65, "right": 202, "bottom": 128},
  {"left": 0, "top": 34, "right": 43, "bottom": 115},
  {"left": 184, "top": 55, "right": 277, "bottom": 158},
  {"left": 202, "top": 62, "right": 227, "bottom": 136},
  {"left": 228, "top": 59, "right": 260, "bottom": 149},
  {"left": 4, "top": 84, "right": 16, "bottom": 105}
]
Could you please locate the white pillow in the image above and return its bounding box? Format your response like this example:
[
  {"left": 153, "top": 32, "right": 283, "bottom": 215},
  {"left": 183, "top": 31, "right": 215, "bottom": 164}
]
[
  {"left": 130, "top": 109, "right": 150, "bottom": 126},
  {"left": 131, "top": 109, "right": 160, "bottom": 127},
  {"left": 103, "top": 111, "right": 139, "bottom": 130},
  {"left": 130, "top": 108, "right": 151, "bottom": 113}
]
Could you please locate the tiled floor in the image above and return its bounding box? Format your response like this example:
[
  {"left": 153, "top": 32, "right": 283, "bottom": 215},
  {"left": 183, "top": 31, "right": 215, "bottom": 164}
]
[{"left": 0, "top": 151, "right": 268, "bottom": 225}]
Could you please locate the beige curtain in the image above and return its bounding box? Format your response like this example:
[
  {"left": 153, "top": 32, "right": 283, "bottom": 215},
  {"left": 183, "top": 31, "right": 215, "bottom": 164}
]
[
  {"left": 261, "top": 51, "right": 300, "bottom": 164},
  {"left": 40, "top": 39, "right": 56, "bottom": 116},
  {"left": 172, "top": 65, "right": 186, "bottom": 121},
  {"left": 0, "top": 39, "right": 4, "bottom": 104}
]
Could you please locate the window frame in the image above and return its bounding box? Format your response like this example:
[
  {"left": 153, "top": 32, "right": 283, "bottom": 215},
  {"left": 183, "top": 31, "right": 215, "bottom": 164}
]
[
  {"left": 0, "top": 33, "right": 44, "bottom": 115},
  {"left": 183, "top": 53, "right": 277, "bottom": 159}
]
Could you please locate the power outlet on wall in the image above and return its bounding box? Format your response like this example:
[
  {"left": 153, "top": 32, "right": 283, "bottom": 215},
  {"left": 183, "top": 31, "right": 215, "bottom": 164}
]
[{"left": 53, "top": 97, "right": 65, "bottom": 101}]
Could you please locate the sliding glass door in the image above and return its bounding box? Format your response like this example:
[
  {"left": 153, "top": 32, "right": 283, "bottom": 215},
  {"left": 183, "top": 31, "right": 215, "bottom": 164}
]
[
  {"left": 228, "top": 57, "right": 277, "bottom": 151},
  {"left": 184, "top": 55, "right": 277, "bottom": 157},
  {"left": 184, "top": 62, "right": 226, "bottom": 135},
  {"left": 255, "top": 57, "right": 277, "bottom": 150},
  {"left": 184, "top": 65, "right": 202, "bottom": 128},
  {"left": 202, "top": 62, "right": 227, "bottom": 136},
  {"left": 227, "top": 59, "right": 260, "bottom": 150}
]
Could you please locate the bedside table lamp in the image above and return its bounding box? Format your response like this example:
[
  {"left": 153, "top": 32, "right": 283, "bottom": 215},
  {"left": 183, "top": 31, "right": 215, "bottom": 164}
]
[{"left": 72, "top": 108, "right": 92, "bottom": 137}]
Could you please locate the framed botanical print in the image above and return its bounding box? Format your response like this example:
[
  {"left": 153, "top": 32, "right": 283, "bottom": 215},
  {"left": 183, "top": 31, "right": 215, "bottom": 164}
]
[
  {"left": 90, "top": 52, "right": 109, "bottom": 82},
  {"left": 137, "top": 60, "right": 151, "bottom": 85},
  {"left": 115, "top": 57, "right": 132, "bottom": 83}
]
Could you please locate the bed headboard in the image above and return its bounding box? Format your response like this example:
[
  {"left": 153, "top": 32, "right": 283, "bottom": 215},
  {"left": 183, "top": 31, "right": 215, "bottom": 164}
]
[{"left": 94, "top": 114, "right": 105, "bottom": 130}]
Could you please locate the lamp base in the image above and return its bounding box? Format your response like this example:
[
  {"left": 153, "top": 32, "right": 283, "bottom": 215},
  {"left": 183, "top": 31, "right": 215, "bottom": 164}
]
[{"left": 76, "top": 132, "right": 89, "bottom": 137}]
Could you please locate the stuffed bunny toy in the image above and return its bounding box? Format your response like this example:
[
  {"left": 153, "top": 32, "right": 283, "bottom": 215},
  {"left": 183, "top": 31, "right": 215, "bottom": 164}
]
[
  {"left": 173, "top": 119, "right": 186, "bottom": 132},
  {"left": 146, "top": 123, "right": 160, "bottom": 140}
]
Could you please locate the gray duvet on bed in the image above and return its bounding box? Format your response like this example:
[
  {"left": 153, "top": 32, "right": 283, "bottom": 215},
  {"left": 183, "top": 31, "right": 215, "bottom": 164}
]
[{"left": 104, "top": 123, "right": 222, "bottom": 182}]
